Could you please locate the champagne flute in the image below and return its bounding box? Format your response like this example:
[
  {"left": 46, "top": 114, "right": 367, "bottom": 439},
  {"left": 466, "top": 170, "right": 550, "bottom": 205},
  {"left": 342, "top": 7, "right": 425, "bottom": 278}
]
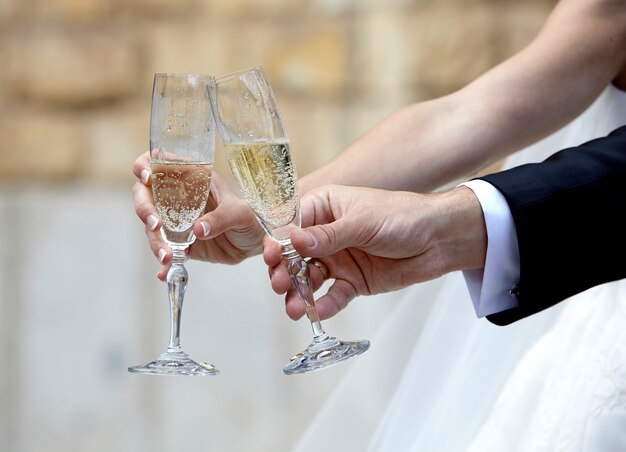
[
  {"left": 210, "top": 66, "right": 370, "bottom": 374},
  {"left": 129, "top": 73, "right": 219, "bottom": 376}
]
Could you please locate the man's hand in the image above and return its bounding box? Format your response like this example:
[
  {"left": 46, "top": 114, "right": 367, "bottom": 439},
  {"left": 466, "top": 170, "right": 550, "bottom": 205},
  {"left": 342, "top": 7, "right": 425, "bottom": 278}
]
[{"left": 264, "top": 185, "right": 487, "bottom": 320}]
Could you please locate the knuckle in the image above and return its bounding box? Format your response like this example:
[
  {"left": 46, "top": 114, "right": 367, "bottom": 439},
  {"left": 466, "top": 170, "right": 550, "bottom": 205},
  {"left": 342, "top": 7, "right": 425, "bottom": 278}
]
[
  {"left": 131, "top": 181, "right": 142, "bottom": 196},
  {"left": 134, "top": 200, "right": 152, "bottom": 219},
  {"left": 207, "top": 213, "right": 223, "bottom": 234},
  {"left": 132, "top": 153, "right": 150, "bottom": 178},
  {"left": 318, "top": 225, "right": 338, "bottom": 247},
  {"left": 149, "top": 238, "right": 163, "bottom": 254}
]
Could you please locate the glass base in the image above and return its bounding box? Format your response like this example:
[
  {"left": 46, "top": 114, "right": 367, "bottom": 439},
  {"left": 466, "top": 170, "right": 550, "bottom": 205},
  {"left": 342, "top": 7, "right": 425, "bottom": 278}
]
[
  {"left": 128, "top": 351, "right": 219, "bottom": 376},
  {"left": 283, "top": 336, "right": 370, "bottom": 375}
]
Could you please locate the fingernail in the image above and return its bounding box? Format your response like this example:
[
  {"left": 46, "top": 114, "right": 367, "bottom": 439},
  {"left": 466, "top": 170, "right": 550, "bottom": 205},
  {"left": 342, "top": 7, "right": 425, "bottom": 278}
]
[
  {"left": 158, "top": 248, "right": 167, "bottom": 264},
  {"left": 301, "top": 230, "right": 317, "bottom": 247},
  {"left": 140, "top": 169, "right": 150, "bottom": 184},
  {"left": 147, "top": 214, "right": 159, "bottom": 231},
  {"left": 200, "top": 221, "right": 210, "bottom": 237}
]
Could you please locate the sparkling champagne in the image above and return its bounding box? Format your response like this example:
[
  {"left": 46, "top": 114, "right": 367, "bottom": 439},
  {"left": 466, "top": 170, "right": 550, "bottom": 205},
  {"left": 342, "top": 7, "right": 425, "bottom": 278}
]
[
  {"left": 151, "top": 161, "right": 212, "bottom": 245},
  {"left": 224, "top": 141, "right": 298, "bottom": 239}
]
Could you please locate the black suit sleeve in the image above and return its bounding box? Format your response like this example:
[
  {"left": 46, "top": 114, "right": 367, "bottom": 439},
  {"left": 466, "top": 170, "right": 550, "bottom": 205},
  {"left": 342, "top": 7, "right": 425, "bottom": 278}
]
[{"left": 477, "top": 125, "right": 626, "bottom": 326}]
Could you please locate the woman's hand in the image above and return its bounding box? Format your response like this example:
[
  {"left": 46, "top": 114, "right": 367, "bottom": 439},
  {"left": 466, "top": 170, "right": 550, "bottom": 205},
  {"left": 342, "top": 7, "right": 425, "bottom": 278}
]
[
  {"left": 132, "top": 152, "right": 264, "bottom": 280},
  {"left": 264, "top": 185, "right": 487, "bottom": 320}
]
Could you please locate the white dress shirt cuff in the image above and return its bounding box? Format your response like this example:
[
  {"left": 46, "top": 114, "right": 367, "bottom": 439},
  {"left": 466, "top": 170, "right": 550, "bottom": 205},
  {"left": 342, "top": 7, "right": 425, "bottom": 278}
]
[{"left": 460, "top": 180, "right": 520, "bottom": 317}]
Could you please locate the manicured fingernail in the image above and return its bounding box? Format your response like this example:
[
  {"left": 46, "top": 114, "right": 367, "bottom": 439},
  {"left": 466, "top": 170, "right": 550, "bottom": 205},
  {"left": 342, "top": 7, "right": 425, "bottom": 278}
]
[
  {"left": 200, "top": 221, "right": 210, "bottom": 237},
  {"left": 158, "top": 248, "right": 167, "bottom": 264},
  {"left": 301, "top": 230, "right": 317, "bottom": 247},
  {"left": 147, "top": 214, "right": 159, "bottom": 231},
  {"left": 140, "top": 169, "right": 150, "bottom": 184}
]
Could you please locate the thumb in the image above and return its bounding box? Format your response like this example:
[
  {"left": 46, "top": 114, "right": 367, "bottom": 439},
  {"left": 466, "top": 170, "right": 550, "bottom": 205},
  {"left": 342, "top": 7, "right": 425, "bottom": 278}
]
[{"left": 291, "top": 219, "right": 358, "bottom": 257}]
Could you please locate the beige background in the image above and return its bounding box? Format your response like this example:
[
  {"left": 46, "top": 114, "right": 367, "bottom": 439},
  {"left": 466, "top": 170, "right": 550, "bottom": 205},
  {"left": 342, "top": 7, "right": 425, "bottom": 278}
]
[{"left": 0, "top": 0, "right": 555, "bottom": 451}]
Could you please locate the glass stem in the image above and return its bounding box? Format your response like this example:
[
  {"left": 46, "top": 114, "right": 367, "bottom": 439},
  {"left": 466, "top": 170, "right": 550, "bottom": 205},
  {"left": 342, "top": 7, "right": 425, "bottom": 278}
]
[
  {"left": 166, "top": 247, "right": 188, "bottom": 354},
  {"left": 283, "top": 244, "right": 328, "bottom": 342}
]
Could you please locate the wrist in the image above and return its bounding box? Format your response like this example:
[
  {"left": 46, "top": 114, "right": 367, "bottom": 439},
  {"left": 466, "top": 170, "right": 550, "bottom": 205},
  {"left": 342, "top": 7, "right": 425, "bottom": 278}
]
[{"left": 431, "top": 186, "right": 487, "bottom": 273}]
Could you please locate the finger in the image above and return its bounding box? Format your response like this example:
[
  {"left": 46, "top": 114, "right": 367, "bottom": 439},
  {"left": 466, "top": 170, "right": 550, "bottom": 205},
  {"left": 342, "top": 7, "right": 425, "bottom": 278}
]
[
  {"left": 308, "top": 279, "right": 356, "bottom": 320},
  {"left": 146, "top": 227, "right": 170, "bottom": 264},
  {"left": 284, "top": 279, "right": 353, "bottom": 321},
  {"left": 308, "top": 258, "right": 330, "bottom": 282},
  {"left": 275, "top": 258, "right": 327, "bottom": 290},
  {"left": 269, "top": 262, "right": 291, "bottom": 294},
  {"left": 285, "top": 288, "right": 305, "bottom": 320},
  {"left": 132, "top": 152, "right": 152, "bottom": 185},
  {"left": 263, "top": 236, "right": 284, "bottom": 267},
  {"left": 155, "top": 240, "right": 192, "bottom": 282},
  {"left": 290, "top": 218, "right": 357, "bottom": 258},
  {"left": 132, "top": 181, "right": 160, "bottom": 232},
  {"left": 141, "top": 227, "right": 170, "bottom": 281},
  {"left": 193, "top": 196, "right": 256, "bottom": 240},
  {"left": 281, "top": 261, "right": 328, "bottom": 320},
  {"left": 156, "top": 264, "right": 170, "bottom": 282}
]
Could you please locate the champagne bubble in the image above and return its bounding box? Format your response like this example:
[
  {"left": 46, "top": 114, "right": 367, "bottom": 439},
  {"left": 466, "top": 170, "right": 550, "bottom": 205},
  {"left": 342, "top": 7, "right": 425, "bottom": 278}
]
[
  {"left": 225, "top": 141, "right": 297, "bottom": 229},
  {"left": 151, "top": 162, "right": 213, "bottom": 234}
]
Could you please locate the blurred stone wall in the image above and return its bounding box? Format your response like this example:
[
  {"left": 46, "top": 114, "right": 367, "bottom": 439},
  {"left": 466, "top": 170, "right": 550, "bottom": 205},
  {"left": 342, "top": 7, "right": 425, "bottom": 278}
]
[{"left": 0, "top": 0, "right": 556, "bottom": 185}]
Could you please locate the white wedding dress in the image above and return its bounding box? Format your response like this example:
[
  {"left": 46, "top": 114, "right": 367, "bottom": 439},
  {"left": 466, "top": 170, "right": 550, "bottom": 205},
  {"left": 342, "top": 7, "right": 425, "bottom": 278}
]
[{"left": 292, "top": 84, "right": 626, "bottom": 452}]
